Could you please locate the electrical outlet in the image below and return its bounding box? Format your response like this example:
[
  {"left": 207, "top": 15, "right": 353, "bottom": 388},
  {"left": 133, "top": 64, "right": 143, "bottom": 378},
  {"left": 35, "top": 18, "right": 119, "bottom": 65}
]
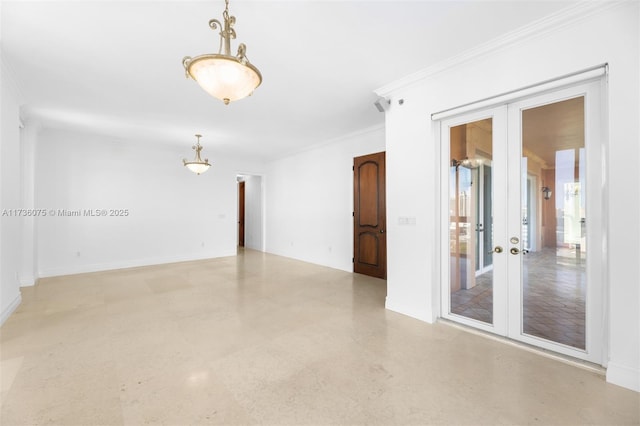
[{"left": 398, "top": 216, "right": 417, "bottom": 226}]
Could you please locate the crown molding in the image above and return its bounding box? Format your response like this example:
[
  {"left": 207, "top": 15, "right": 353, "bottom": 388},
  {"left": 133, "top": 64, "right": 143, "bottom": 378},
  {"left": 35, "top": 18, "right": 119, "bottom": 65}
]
[
  {"left": 375, "top": 1, "right": 627, "bottom": 96},
  {"left": 271, "top": 123, "right": 385, "bottom": 163}
]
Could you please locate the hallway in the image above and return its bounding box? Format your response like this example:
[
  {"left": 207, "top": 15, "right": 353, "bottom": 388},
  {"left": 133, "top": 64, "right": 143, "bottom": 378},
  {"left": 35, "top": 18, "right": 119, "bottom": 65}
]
[{"left": 1, "top": 250, "right": 638, "bottom": 424}]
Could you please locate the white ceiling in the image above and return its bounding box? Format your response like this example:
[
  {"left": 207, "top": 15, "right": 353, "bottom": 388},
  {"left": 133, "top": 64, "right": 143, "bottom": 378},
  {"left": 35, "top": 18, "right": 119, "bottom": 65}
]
[
  {"left": 523, "top": 96, "right": 584, "bottom": 168},
  {"left": 1, "top": 0, "right": 575, "bottom": 161}
]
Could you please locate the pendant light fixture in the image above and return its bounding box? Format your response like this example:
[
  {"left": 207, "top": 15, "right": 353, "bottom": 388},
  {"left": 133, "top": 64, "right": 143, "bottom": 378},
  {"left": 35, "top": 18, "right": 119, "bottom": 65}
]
[
  {"left": 183, "top": 134, "right": 211, "bottom": 175},
  {"left": 182, "top": 0, "right": 262, "bottom": 105}
]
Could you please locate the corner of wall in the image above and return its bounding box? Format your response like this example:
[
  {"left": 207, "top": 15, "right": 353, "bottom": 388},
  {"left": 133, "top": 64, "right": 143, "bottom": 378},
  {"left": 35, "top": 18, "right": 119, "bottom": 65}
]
[
  {"left": 385, "top": 297, "right": 435, "bottom": 324},
  {"left": 18, "top": 274, "right": 36, "bottom": 287},
  {"left": 1, "top": 51, "right": 25, "bottom": 326},
  {"left": 606, "top": 361, "right": 640, "bottom": 392},
  {"left": 0, "top": 292, "right": 21, "bottom": 326}
]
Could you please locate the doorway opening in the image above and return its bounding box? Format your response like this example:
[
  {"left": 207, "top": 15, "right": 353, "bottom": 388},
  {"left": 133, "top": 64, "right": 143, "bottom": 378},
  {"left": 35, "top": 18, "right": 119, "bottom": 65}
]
[{"left": 236, "top": 174, "right": 264, "bottom": 251}]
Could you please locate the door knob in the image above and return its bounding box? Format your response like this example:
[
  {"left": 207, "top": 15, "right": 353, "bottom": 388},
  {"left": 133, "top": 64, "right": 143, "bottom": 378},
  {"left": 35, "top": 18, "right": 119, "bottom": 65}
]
[
  {"left": 510, "top": 247, "right": 520, "bottom": 255},
  {"left": 380, "top": 229, "right": 385, "bottom": 233},
  {"left": 490, "top": 246, "right": 503, "bottom": 254}
]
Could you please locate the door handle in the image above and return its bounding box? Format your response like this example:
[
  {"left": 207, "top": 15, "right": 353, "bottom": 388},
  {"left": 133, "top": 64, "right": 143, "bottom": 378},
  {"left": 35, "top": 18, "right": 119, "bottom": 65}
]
[
  {"left": 490, "top": 246, "right": 503, "bottom": 254},
  {"left": 380, "top": 229, "right": 385, "bottom": 233},
  {"left": 510, "top": 248, "right": 530, "bottom": 255}
]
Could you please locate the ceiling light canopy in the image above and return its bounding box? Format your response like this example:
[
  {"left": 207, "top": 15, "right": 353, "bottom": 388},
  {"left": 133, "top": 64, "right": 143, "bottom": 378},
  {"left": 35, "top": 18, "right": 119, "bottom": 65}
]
[
  {"left": 183, "top": 134, "right": 211, "bottom": 175},
  {"left": 182, "top": 0, "right": 262, "bottom": 105}
]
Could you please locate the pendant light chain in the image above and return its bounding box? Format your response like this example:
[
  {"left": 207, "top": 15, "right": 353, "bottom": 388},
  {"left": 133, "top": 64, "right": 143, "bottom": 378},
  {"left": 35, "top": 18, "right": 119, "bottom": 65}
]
[{"left": 222, "top": 0, "right": 230, "bottom": 26}]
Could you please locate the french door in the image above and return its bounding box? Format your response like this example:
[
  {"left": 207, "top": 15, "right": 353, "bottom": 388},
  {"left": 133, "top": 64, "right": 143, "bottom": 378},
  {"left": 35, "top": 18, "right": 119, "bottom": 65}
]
[{"left": 440, "top": 80, "right": 604, "bottom": 363}]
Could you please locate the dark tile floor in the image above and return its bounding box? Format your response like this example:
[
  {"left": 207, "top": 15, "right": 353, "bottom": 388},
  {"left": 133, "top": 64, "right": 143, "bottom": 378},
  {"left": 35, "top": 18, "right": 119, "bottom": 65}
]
[{"left": 451, "top": 248, "right": 586, "bottom": 349}]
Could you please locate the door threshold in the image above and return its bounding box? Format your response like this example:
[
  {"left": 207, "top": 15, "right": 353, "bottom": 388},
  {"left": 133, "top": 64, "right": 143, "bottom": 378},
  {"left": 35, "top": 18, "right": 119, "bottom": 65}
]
[{"left": 438, "top": 318, "right": 605, "bottom": 376}]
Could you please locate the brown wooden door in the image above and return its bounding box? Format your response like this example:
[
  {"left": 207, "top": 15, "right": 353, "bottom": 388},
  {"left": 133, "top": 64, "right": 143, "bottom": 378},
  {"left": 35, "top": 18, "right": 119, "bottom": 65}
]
[
  {"left": 238, "top": 181, "right": 245, "bottom": 247},
  {"left": 353, "top": 152, "right": 386, "bottom": 279}
]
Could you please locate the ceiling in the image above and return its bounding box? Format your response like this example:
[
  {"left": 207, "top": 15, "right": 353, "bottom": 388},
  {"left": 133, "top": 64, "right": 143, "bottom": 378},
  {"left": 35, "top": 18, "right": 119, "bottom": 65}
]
[
  {"left": 1, "top": 0, "right": 576, "bottom": 161},
  {"left": 523, "top": 97, "right": 584, "bottom": 168},
  {"left": 463, "top": 96, "right": 585, "bottom": 169}
]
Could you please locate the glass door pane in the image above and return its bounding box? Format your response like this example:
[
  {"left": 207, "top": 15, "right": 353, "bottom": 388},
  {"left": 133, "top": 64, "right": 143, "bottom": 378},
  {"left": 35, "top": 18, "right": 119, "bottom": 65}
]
[
  {"left": 449, "top": 118, "right": 494, "bottom": 324},
  {"left": 520, "top": 97, "right": 586, "bottom": 349}
]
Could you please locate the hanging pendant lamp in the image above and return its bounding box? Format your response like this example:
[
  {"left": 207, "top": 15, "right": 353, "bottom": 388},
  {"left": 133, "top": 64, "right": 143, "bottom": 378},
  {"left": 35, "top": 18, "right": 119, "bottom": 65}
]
[
  {"left": 183, "top": 134, "right": 211, "bottom": 175},
  {"left": 182, "top": 0, "right": 262, "bottom": 105}
]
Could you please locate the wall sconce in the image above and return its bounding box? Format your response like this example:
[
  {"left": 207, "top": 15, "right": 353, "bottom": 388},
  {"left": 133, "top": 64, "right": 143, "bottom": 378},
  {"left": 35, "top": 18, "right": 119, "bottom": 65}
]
[
  {"left": 451, "top": 157, "right": 483, "bottom": 170},
  {"left": 542, "top": 186, "right": 552, "bottom": 200}
]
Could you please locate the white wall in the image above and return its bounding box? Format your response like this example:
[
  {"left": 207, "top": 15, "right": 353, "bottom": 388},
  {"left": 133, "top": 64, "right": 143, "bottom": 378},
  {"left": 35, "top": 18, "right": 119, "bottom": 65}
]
[
  {"left": 35, "top": 128, "right": 264, "bottom": 277},
  {"left": 378, "top": 2, "right": 639, "bottom": 391},
  {"left": 265, "top": 126, "right": 385, "bottom": 272},
  {"left": 0, "top": 56, "right": 23, "bottom": 323}
]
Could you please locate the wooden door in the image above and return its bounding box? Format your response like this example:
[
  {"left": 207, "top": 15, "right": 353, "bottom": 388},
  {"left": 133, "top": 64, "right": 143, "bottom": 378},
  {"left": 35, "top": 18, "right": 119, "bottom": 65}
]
[
  {"left": 238, "top": 181, "right": 245, "bottom": 247},
  {"left": 353, "top": 152, "right": 386, "bottom": 279}
]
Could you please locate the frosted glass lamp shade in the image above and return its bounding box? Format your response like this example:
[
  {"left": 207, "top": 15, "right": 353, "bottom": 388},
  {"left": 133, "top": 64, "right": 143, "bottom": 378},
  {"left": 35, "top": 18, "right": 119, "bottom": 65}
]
[
  {"left": 186, "top": 54, "right": 262, "bottom": 105},
  {"left": 185, "top": 162, "right": 211, "bottom": 175}
]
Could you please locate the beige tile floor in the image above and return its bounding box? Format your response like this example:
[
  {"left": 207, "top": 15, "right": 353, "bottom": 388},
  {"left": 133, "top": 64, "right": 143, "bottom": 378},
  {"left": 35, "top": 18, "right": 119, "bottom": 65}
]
[{"left": 1, "top": 249, "right": 638, "bottom": 425}]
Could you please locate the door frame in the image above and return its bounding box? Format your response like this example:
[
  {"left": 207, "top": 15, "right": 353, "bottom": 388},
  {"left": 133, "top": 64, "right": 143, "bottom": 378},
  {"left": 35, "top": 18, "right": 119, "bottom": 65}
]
[{"left": 437, "top": 79, "right": 606, "bottom": 365}]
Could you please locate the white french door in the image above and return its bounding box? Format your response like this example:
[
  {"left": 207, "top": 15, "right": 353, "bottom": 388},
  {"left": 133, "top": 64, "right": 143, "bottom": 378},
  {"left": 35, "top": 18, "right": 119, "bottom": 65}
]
[{"left": 440, "top": 80, "right": 604, "bottom": 364}]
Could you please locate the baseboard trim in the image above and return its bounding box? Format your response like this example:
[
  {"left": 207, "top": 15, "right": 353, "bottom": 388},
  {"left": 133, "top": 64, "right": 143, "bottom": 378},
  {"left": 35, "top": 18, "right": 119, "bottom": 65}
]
[
  {"left": 1, "top": 293, "right": 22, "bottom": 326},
  {"left": 37, "top": 251, "right": 237, "bottom": 278},
  {"left": 19, "top": 275, "right": 36, "bottom": 287},
  {"left": 606, "top": 361, "right": 640, "bottom": 392},
  {"left": 439, "top": 319, "right": 640, "bottom": 393},
  {"left": 439, "top": 318, "right": 607, "bottom": 376},
  {"left": 263, "top": 249, "right": 352, "bottom": 274},
  {"left": 385, "top": 297, "right": 435, "bottom": 324}
]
